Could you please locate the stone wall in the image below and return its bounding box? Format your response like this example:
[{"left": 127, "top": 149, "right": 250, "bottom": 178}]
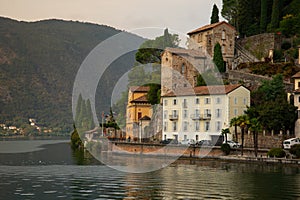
[
  {"left": 237, "top": 133, "right": 284, "bottom": 149},
  {"left": 228, "top": 70, "right": 293, "bottom": 91},
  {"left": 237, "top": 33, "right": 281, "bottom": 60}
]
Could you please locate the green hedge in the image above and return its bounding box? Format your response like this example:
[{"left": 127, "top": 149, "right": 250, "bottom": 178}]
[
  {"left": 289, "top": 144, "right": 300, "bottom": 158},
  {"left": 221, "top": 143, "right": 231, "bottom": 155},
  {"left": 267, "top": 148, "right": 286, "bottom": 158}
]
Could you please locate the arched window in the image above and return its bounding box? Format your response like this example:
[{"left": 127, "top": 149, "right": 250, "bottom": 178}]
[
  {"left": 222, "top": 30, "right": 226, "bottom": 40},
  {"left": 181, "top": 63, "right": 185, "bottom": 74}
]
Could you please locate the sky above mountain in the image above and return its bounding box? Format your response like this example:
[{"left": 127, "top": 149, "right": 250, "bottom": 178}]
[{"left": 0, "top": 0, "right": 223, "bottom": 41}]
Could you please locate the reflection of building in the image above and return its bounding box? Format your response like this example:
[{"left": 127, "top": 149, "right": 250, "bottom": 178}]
[
  {"left": 187, "top": 21, "right": 236, "bottom": 69},
  {"left": 292, "top": 72, "right": 300, "bottom": 137},
  {"left": 161, "top": 84, "right": 250, "bottom": 143},
  {"left": 126, "top": 86, "right": 152, "bottom": 140}
]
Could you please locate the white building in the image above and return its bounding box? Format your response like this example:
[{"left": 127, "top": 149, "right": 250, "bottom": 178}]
[{"left": 161, "top": 84, "right": 250, "bottom": 143}]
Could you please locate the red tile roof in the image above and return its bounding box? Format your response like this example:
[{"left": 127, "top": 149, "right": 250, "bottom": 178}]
[
  {"left": 187, "top": 21, "right": 236, "bottom": 35},
  {"left": 129, "top": 86, "right": 150, "bottom": 92},
  {"left": 162, "top": 84, "right": 245, "bottom": 97},
  {"left": 292, "top": 71, "right": 300, "bottom": 79}
]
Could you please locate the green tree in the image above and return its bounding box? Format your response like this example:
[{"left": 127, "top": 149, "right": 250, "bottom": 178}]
[
  {"left": 210, "top": 4, "right": 220, "bottom": 24},
  {"left": 221, "top": 0, "right": 239, "bottom": 31},
  {"left": 268, "top": 0, "right": 282, "bottom": 31},
  {"left": 70, "top": 125, "right": 83, "bottom": 149},
  {"left": 260, "top": 0, "right": 268, "bottom": 32},
  {"left": 86, "top": 99, "right": 95, "bottom": 130},
  {"left": 248, "top": 118, "right": 262, "bottom": 157},
  {"left": 230, "top": 117, "right": 239, "bottom": 142},
  {"left": 221, "top": 128, "right": 230, "bottom": 143},
  {"left": 237, "top": 115, "right": 250, "bottom": 156},
  {"left": 147, "top": 84, "right": 161, "bottom": 105},
  {"left": 213, "top": 43, "right": 225, "bottom": 72}
]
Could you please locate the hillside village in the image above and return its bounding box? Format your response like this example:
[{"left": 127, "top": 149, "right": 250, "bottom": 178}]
[{"left": 119, "top": 7, "right": 300, "bottom": 150}]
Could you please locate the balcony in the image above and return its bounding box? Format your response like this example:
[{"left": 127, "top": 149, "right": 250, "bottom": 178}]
[
  {"left": 169, "top": 115, "right": 179, "bottom": 121},
  {"left": 190, "top": 114, "right": 211, "bottom": 120}
]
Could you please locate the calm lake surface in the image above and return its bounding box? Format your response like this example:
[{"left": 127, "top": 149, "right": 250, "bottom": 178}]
[{"left": 0, "top": 139, "right": 300, "bottom": 199}]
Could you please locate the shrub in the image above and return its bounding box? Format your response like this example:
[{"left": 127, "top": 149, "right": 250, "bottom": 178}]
[
  {"left": 221, "top": 143, "right": 231, "bottom": 155},
  {"left": 289, "top": 144, "right": 300, "bottom": 158},
  {"left": 267, "top": 148, "right": 286, "bottom": 158},
  {"left": 281, "top": 41, "right": 291, "bottom": 50}
]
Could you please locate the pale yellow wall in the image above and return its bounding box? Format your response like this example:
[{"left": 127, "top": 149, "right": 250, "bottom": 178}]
[{"left": 228, "top": 87, "right": 250, "bottom": 120}]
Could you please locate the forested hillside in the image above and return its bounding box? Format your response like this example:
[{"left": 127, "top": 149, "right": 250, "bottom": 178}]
[
  {"left": 0, "top": 17, "right": 138, "bottom": 133},
  {"left": 222, "top": 0, "right": 300, "bottom": 37}
]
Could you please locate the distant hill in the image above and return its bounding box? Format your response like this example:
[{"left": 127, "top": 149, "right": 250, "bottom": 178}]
[{"left": 0, "top": 17, "right": 141, "bottom": 133}]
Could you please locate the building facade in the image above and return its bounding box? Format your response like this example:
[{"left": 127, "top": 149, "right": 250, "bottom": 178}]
[
  {"left": 161, "top": 47, "right": 214, "bottom": 96},
  {"left": 187, "top": 21, "right": 236, "bottom": 69},
  {"left": 161, "top": 85, "right": 250, "bottom": 143},
  {"left": 292, "top": 72, "right": 300, "bottom": 137},
  {"left": 126, "top": 86, "right": 152, "bottom": 140}
]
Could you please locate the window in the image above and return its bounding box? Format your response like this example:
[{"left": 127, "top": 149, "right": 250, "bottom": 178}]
[
  {"left": 216, "top": 109, "right": 221, "bottom": 118},
  {"left": 138, "top": 112, "right": 142, "bottom": 120},
  {"left": 183, "top": 110, "right": 188, "bottom": 118},
  {"left": 173, "top": 99, "right": 177, "bottom": 105},
  {"left": 299, "top": 96, "right": 300, "bottom": 103},
  {"left": 205, "top": 109, "right": 211, "bottom": 117},
  {"left": 183, "top": 121, "right": 188, "bottom": 131},
  {"left": 234, "top": 97, "right": 238, "bottom": 104},
  {"left": 195, "top": 98, "right": 200, "bottom": 104},
  {"left": 205, "top": 98, "right": 211, "bottom": 104},
  {"left": 181, "top": 63, "right": 185, "bottom": 74},
  {"left": 164, "top": 99, "right": 168, "bottom": 106},
  {"left": 195, "top": 121, "right": 200, "bottom": 131},
  {"left": 172, "top": 110, "right": 178, "bottom": 118},
  {"left": 172, "top": 121, "right": 177, "bottom": 131},
  {"left": 164, "top": 134, "right": 167, "bottom": 140},
  {"left": 298, "top": 82, "right": 300, "bottom": 88},
  {"left": 184, "top": 135, "right": 187, "bottom": 140},
  {"left": 216, "top": 97, "right": 221, "bottom": 104},
  {"left": 216, "top": 121, "right": 221, "bottom": 132},
  {"left": 205, "top": 122, "right": 210, "bottom": 131},
  {"left": 222, "top": 30, "right": 226, "bottom": 40},
  {"left": 195, "top": 109, "right": 200, "bottom": 117},
  {"left": 198, "top": 33, "right": 202, "bottom": 42},
  {"left": 234, "top": 109, "right": 238, "bottom": 116},
  {"left": 183, "top": 99, "right": 187, "bottom": 108},
  {"left": 196, "top": 135, "right": 199, "bottom": 141},
  {"left": 243, "top": 98, "right": 247, "bottom": 105},
  {"left": 164, "top": 122, "right": 167, "bottom": 132},
  {"left": 164, "top": 110, "right": 168, "bottom": 119}
]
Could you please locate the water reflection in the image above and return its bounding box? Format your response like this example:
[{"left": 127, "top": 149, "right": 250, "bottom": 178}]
[{"left": 0, "top": 140, "right": 299, "bottom": 199}]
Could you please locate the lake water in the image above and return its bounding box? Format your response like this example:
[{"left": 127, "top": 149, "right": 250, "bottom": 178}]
[{"left": 0, "top": 139, "right": 300, "bottom": 199}]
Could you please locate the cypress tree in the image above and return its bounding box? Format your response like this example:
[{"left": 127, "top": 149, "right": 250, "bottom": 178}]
[
  {"left": 260, "top": 0, "right": 268, "bottom": 32},
  {"left": 269, "top": 0, "right": 281, "bottom": 31},
  {"left": 210, "top": 4, "right": 220, "bottom": 24},
  {"left": 75, "top": 94, "right": 83, "bottom": 126},
  {"left": 86, "top": 99, "right": 95, "bottom": 130},
  {"left": 213, "top": 43, "right": 225, "bottom": 73}
]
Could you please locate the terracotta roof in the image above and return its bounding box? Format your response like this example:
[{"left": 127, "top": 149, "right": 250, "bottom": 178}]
[
  {"left": 130, "top": 95, "right": 149, "bottom": 103},
  {"left": 187, "top": 21, "right": 236, "bottom": 35},
  {"left": 162, "top": 84, "right": 245, "bottom": 97},
  {"left": 129, "top": 86, "right": 150, "bottom": 92},
  {"left": 292, "top": 71, "right": 300, "bottom": 79},
  {"left": 164, "top": 47, "right": 206, "bottom": 58}
]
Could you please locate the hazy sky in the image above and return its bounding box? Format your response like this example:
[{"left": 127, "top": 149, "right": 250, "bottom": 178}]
[{"left": 0, "top": 0, "right": 223, "bottom": 39}]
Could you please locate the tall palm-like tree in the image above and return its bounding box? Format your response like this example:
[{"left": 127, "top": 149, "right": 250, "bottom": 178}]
[
  {"left": 249, "top": 118, "right": 262, "bottom": 157},
  {"left": 221, "top": 128, "right": 230, "bottom": 143},
  {"left": 230, "top": 117, "right": 239, "bottom": 142},
  {"left": 237, "top": 115, "right": 250, "bottom": 156}
]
